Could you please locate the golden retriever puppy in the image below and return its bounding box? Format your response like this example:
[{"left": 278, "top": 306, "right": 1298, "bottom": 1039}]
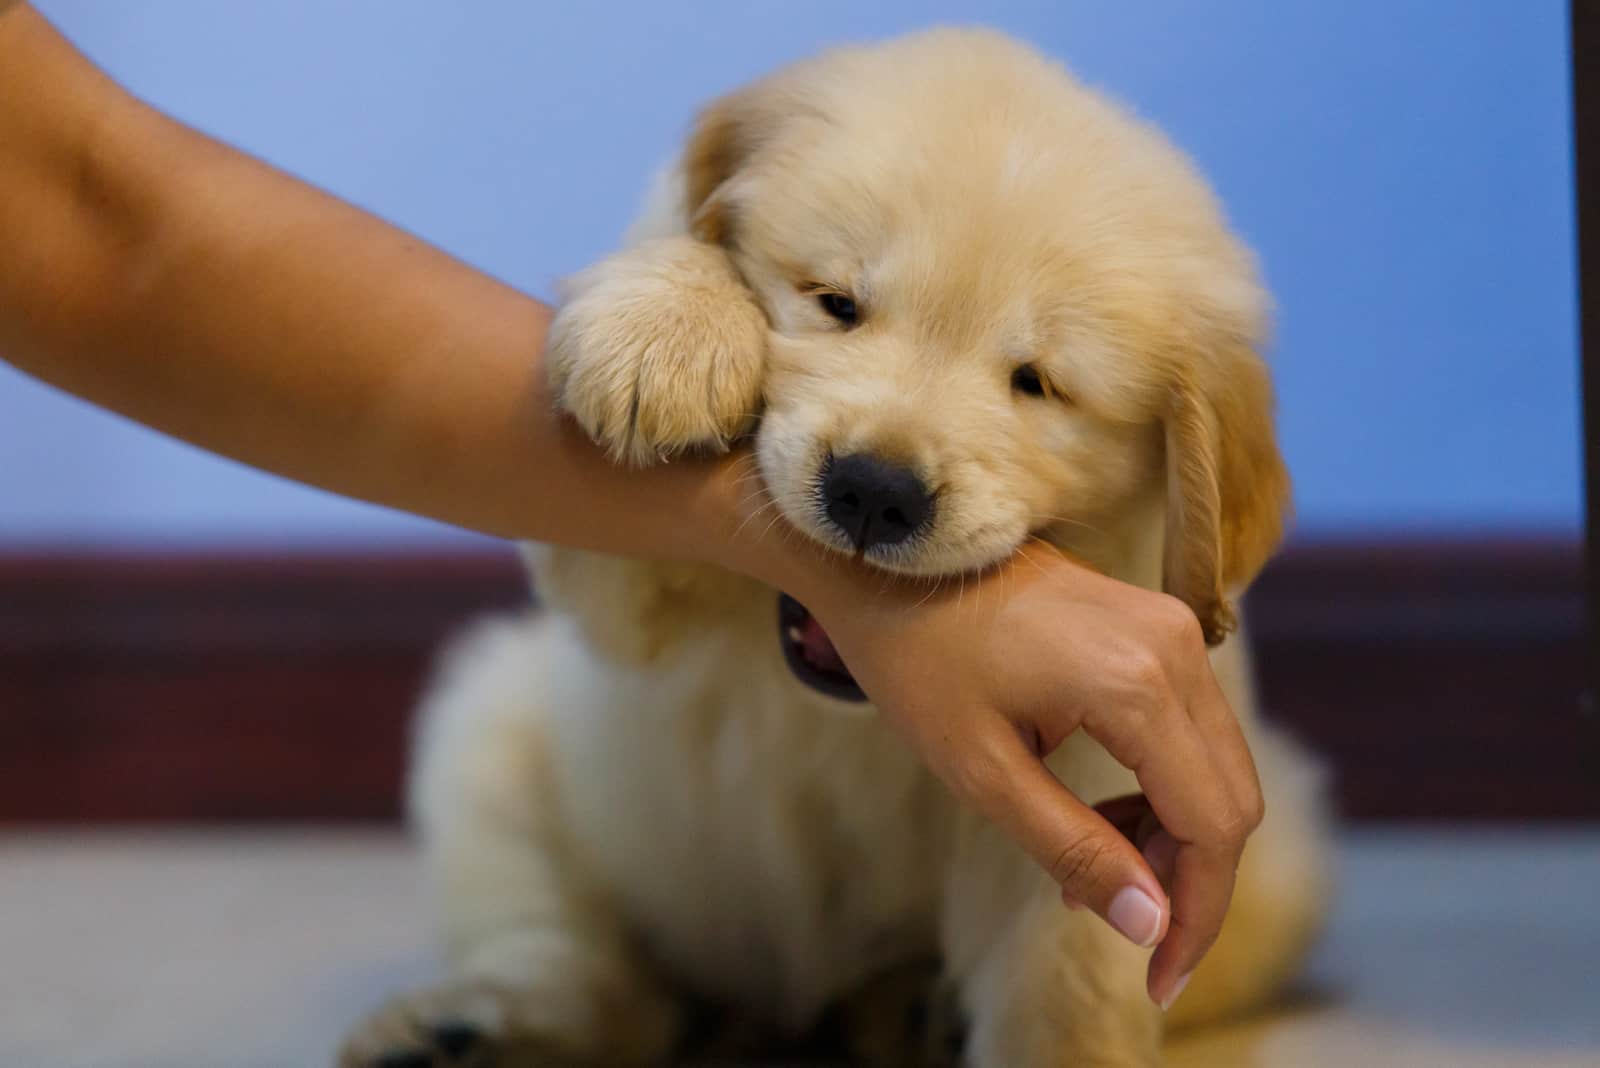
[{"left": 341, "top": 27, "right": 1331, "bottom": 1068}]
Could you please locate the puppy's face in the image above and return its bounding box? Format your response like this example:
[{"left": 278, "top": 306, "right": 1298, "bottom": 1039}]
[
  {"left": 687, "top": 31, "right": 1289, "bottom": 687},
  {"left": 735, "top": 157, "right": 1170, "bottom": 582}
]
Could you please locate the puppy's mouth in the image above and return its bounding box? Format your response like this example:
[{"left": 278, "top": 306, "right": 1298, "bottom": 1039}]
[{"left": 777, "top": 594, "right": 867, "bottom": 702}]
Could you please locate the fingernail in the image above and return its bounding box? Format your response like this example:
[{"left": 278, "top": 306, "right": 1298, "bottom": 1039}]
[
  {"left": 1107, "top": 886, "right": 1163, "bottom": 947},
  {"left": 1160, "top": 970, "right": 1193, "bottom": 1012}
]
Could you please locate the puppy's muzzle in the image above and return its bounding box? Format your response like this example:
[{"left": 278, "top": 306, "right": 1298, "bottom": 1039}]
[{"left": 819, "top": 453, "right": 935, "bottom": 551}]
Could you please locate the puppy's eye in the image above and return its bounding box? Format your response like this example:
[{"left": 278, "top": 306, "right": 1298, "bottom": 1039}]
[
  {"left": 1011, "top": 364, "right": 1048, "bottom": 397},
  {"left": 817, "top": 291, "right": 859, "bottom": 327}
]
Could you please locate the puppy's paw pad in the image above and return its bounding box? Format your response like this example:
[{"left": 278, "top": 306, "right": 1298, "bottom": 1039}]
[
  {"left": 370, "top": 1052, "right": 436, "bottom": 1068},
  {"left": 428, "top": 1021, "right": 485, "bottom": 1059},
  {"left": 339, "top": 983, "right": 565, "bottom": 1068},
  {"left": 549, "top": 236, "right": 767, "bottom": 467}
]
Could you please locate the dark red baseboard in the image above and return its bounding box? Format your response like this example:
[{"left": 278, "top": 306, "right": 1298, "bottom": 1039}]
[
  {"left": 0, "top": 540, "right": 1592, "bottom": 823},
  {"left": 1243, "top": 540, "right": 1593, "bottom": 820}
]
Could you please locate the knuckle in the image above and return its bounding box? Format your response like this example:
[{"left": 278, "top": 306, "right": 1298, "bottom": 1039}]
[
  {"left": 1121, "top": 642, "right": 1170, "bottom": 692},
  {"left": 1049, "top": 832, "right": 1111, "bottom": 893},
  {"left": 1118, "top": 645, "right": 1176, "bottom": 715},
  {"left": 1241, "top": 788, "right": 1267, "bottom": 833},
  {"left": 943, "top": 738, "right": 1006, "bottom": 807},
  {"left": 1216, "top": 803, "right": 1255, "bottom": 850},
  {"left": 1153, "top": 594, "right": 1206, "bottom": 653}
]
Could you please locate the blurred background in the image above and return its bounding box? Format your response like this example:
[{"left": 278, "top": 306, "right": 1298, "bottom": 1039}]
[{"left": 0, "top": 2, "right": 1593, "bottom": 1066}]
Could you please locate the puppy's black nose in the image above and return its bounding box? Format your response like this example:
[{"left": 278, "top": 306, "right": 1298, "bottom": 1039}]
[{"left": 820, "top": 453, "right": 934, "bottom": 551}]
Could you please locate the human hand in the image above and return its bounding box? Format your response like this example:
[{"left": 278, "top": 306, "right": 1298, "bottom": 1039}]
[{"left": 790, "top": 540, "right": 1264, "bottom": 1011}]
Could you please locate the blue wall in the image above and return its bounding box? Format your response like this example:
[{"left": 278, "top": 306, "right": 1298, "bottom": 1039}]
[{"left": 0, "top": 0, "right": 1578, "bottom": 546}]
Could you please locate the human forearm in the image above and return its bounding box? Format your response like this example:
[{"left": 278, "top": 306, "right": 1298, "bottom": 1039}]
[{"left": 0, "top": 5, "right": 761, "bottom": 565}]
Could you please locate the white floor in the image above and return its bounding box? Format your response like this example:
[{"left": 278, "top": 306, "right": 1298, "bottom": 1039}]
[{"left": 1, "top": 828, "right": 1596, "bottom": 1068}]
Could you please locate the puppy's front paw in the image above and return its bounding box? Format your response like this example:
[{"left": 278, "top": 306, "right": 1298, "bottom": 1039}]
[
  {"left": 548, "top": 236, "right": 767, "bottom": 467},
  {"left": 337, "top": 980, "right": 591, "bottom": 1068}
]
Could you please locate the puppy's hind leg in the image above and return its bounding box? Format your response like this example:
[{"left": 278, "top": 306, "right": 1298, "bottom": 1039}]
[
  {"left": 339, "top": 616, "right": 681, "bottom": 1068},
  {"left": 955, "top": 890, "right": 1163, "bottom": 1068}
]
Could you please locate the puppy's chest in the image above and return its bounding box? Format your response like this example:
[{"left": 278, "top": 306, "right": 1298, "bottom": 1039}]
[{"left": 554, "top": 658, "right": 948, "bottom": 1029}]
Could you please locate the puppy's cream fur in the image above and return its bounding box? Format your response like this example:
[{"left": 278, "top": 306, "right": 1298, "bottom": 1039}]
[{"left": 342, "top": 29, "right": 1331, "bottom": 1068}]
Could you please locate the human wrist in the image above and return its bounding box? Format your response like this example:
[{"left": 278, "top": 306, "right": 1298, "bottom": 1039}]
[
  {"left": 680, "top": 451, "right": 855, "bottom": 611},
  {"left": 682, "top": 453, "right": 791, "bottom": 578}
]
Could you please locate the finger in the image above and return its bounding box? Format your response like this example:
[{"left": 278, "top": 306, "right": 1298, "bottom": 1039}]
[
  {"left": 1092, "top": 791, "right": 1155, "bottom": 839},
  {"left": 1079, "top": 702, "right": 1247, "bottom": 1003},
  {"left": 1147, "top": 840, "right": 1237, "bottom": 1010},
  {"left": 1093, "top": 795, "right": 1178, "bottom": 891},
  {"left": 960, "top": 721, "right": 1170, "bottom": 948},
  {"left": 1132, "top": 660, "right": 1259, "bottom": 1009},
  {"left": 1182, "top": 662, "right": 1264, "bottom": 829},
  {"left": 1082, "top": 697, "right": 1243, "bottom": 867},
  {"left": 1141, "top": 827, "right": 1179, "bottom": 889}
]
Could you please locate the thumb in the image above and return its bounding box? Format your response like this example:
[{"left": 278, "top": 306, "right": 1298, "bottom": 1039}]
[{"left": 967, "top": 724, "right": 1171, "bottom": 949}]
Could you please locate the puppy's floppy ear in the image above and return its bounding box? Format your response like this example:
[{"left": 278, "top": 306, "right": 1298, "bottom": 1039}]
[
  {"left": 682, "top": 68, "right": 816, "bottom": 243},
  {"left": 682, "top": 95, "right": 751, "bottom": 243},
  {"left": 1162, "top": 343, "right": 1291, "bottom": 645}
]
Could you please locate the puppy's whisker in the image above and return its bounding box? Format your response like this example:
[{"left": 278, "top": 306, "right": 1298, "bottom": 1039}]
[
  {"left": 732, "top": 499, "right": 780, "bottom": 542},
  {"left": 874, "top": 566, "right": 895, "bottom": 601},
  {"left": 756, "top": 509, "right": 789, "bottom": 545},
  {"left": 1031, "top": 540, "right": 1079, "bottom": 573},
  {"left": 734, "top": 500, "right": 771, "bottom": 523},
  {"left": 734, "top": 487, "right": 774, "bottom": 512},
  {"left": 1037, "top": 515, "right": 1107, "bottom": 537},
  {"left": 909, "top": 572, "right": 948, "bottom": 612},
  {"left": 774, "top": 519, "right": 806, "bottom": 557},
  {"left": 734, "top": 492, "right": 773, "bottom": 512}
]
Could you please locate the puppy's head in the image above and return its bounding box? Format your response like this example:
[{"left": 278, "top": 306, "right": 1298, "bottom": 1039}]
[{"left": 689, "top": 29, "right": 1288, "bottom": 651}]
